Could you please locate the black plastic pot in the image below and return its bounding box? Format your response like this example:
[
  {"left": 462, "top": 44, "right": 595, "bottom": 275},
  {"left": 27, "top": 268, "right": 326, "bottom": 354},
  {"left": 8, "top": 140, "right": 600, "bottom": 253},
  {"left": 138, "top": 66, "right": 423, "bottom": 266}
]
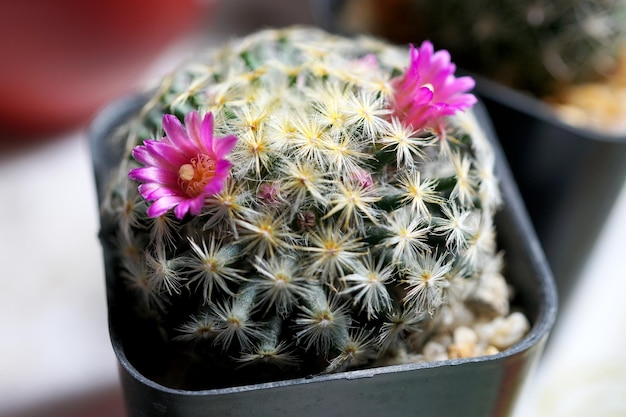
[
  {"left": 89, "top": 93, "right": 557, "bottom": 417},
  {"left": 470, "top": 75, "right": 626, "bottom": 311}
]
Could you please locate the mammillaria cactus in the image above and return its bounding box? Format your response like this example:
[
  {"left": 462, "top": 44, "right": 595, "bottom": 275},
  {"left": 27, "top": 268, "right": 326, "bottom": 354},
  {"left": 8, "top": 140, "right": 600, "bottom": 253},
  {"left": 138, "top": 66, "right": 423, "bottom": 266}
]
[{"left": 100, "top": 26, "right": 528, "bottom": 389}]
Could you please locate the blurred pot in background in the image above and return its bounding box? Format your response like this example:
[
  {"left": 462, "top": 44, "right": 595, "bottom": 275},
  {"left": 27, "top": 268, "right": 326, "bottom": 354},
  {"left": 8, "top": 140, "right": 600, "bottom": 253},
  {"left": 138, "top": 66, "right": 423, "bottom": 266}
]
[
  {"left": 312, "top": 0, "right": 626, "bottom": 313},
  {"left": 0, "top": 0, "right": 216, "bottom": 140}
]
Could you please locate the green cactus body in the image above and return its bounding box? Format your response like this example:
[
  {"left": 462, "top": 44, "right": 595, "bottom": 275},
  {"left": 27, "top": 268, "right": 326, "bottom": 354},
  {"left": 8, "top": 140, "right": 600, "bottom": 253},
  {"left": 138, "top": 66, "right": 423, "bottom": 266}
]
[{"left": 101, "top": 27, "right": 522, "bottom": 389}]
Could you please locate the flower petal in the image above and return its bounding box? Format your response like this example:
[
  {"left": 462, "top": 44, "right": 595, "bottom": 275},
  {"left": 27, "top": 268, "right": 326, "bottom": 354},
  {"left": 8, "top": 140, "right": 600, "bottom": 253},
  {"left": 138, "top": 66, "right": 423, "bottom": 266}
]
[
  {"left": 438, "top": 77, "right": 475, "bottom": 98},
  {"left": 187, "top": 195, "right": 206, "bottom": 216},
  {"left": 212, "top": 134, "right": 238, "bottom": 157},
  {"left": 200, "top": 112, "right": 216, "bottom": 151},
  {"left": 184, "top": 111, "right": 206, "bottom": 150},
  {"left": 132, "top": 142, "right": 180, "bottom": 171},
  {"left": 173, "top": 196, "right": 204, "bottom": 219},
  {"left": 162, "top": 114, "right": 196, "bottom": 155},
  {"left": 129, "top": 166, "right": 178, "bottom": 185},
  {"left": 147, "top": 195, "right": 186, "bottom": 218},
  {"left": 138, "top": 183, "right": 183, "bottom": 201},
  {"left": 144, "top": 140, "right": 189, "bottom": 167}
]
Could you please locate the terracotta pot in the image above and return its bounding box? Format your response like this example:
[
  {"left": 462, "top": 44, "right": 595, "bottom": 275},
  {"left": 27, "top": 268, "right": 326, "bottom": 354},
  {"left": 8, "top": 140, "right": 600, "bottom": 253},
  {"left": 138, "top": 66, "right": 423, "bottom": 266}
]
[{"left": 0, "top": 0, "right": 215, "bottom": 139}]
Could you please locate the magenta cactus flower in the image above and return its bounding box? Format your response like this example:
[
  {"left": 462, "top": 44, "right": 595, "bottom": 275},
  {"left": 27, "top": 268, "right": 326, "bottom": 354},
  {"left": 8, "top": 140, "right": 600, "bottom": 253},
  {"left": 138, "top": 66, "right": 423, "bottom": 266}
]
[
  {"left": 129, "top": 111, "right": 237, "bottom": 219},
  {"left": 391, "top": 41, "right": 477, "bottom": 130}
]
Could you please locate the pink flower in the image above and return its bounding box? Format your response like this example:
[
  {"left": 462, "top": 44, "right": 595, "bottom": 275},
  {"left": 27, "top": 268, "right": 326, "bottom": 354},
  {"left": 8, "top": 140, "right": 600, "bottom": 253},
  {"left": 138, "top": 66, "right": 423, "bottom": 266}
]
[
  {"left": 349, "top": 167, "right": 374, "bottom": 189},
  {"left": 129, "top": 111, "right": 237, "bottom": 219},
  {"left": 391, "top": 41, "right": 476, "bottom": 130}
]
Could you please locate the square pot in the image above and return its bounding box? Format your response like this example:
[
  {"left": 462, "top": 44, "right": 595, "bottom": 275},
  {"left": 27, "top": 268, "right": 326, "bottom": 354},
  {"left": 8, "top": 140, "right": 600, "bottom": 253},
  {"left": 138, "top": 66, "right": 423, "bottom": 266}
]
[{"left": 89, "top": 94, "right": 557, "bottom": 417}]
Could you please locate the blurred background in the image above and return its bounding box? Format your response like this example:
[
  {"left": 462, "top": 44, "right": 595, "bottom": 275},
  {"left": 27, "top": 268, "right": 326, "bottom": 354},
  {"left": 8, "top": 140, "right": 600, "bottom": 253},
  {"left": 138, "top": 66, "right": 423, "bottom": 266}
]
[{"left": 0, "top": 1, "right": 625, "bottom": 416}]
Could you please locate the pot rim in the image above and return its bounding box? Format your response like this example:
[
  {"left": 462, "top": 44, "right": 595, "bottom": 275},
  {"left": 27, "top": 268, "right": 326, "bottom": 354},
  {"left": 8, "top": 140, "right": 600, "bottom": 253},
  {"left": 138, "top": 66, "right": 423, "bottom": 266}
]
[{"left": 469, "top": 71, "right": 626, "bottom": 144}]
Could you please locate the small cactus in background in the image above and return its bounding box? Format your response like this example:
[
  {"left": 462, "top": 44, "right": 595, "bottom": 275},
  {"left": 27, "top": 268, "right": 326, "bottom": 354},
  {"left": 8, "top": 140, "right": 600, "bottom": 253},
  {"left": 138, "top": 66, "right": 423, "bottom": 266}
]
[
  {"left": 335, "top": 0, "right": 626, "bottom": 97},
  {"left": 100, "top": 26, "right": 527, "bottom": 389}
]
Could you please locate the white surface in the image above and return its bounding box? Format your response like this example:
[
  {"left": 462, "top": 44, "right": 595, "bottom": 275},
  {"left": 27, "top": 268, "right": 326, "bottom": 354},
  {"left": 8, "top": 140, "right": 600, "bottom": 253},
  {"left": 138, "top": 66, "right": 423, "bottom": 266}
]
[
  {"left": 0, "top": 133, "right": 118, "bottom": 411},
  {"left": 513, "top": 178, "right": 626, "bottom": 417}
]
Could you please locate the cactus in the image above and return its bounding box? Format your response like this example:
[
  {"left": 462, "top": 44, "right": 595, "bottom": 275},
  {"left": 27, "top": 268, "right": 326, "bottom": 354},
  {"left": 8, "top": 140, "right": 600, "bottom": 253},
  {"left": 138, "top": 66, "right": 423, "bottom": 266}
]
[
  {"left": 100, "top": 26, "right": 527, "bottom": 389},
  {"left": 335, "top": 0, "right": 626, "bottom": 97}
]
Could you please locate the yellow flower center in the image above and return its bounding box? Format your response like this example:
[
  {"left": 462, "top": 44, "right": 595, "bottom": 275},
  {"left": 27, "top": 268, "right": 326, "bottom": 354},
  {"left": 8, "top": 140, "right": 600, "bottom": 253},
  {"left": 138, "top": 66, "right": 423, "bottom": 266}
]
[{"left": 178, "top": 154, "right": 217, "bottom": 197}]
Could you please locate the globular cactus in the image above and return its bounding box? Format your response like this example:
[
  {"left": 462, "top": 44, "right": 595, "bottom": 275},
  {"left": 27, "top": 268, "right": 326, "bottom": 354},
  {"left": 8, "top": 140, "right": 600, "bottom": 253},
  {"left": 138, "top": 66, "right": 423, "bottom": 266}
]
[
  {"left": 101, "top": 26, "right": 526, "bottom": 389},
  {"left": 335, "top": 0, "right": 626, "bottom": 97}
]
